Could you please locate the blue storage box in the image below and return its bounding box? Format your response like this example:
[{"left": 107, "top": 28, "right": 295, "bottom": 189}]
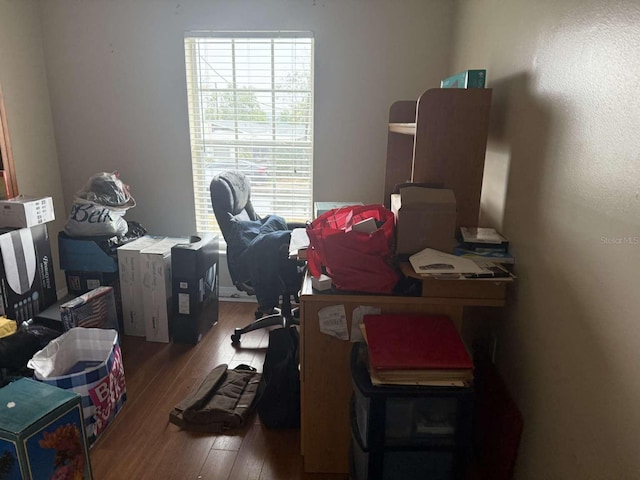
[
  {"left": 58, "top": 232, "right": 119, "bottom": 273},
  {"left": 0, "top": 378, "right": 93, "bottom": 479}
]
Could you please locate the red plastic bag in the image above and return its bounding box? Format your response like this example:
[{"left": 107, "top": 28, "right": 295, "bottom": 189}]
[{"left": 306, "top": 204, "right": 399, "bottom": 294}]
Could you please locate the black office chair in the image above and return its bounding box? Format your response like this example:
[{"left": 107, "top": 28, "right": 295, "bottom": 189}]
[{"left": 210, "top": 170, "right": 303, "bottom": 344}]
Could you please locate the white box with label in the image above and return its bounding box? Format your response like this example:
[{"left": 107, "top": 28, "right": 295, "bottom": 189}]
[
  {"left": 0, "top": 196, "right": 55, "bottom": 228},
  {"left": 140, "top": 237, "right": 189, "bottom": 343},
  {"left": 117, "top": 235, "right": 164, "bottom": 337}
]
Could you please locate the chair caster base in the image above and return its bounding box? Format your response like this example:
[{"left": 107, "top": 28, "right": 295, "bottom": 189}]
[{"left": 231, "top": 331, "right": 242, "bottom": 344}]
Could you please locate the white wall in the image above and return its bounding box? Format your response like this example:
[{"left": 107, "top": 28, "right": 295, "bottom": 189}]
[
  {"left": 0, "top": 0, "right": 67, "bottom": 294},
  {"left": 451, "top": 0, "right": 640, "bottom": 478},
  {"left": 39, "top": 0, "right": 456, "bottom": 239}
]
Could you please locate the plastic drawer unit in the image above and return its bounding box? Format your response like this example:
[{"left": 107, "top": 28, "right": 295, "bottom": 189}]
[{"left": 350, "top": 342, "right": 475, "bottom": 480}]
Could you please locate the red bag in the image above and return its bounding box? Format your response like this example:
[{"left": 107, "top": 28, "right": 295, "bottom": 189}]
[{"left": 306, "top": 204, "right": 399, "bottom": 294}]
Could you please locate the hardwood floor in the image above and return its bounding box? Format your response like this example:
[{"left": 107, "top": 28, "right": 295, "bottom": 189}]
[{"left": 89, "top": 301, "right": 349, "bottom": 480}]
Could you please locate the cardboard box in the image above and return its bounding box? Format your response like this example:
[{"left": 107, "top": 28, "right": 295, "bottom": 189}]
[
  {"left": 0, "top": 196, "right": 55, "bottom": 228},
  {"left": 391, "top": 186, "right": 457, "bottom": 255},
  {"left": 60, "top": 286, "right": 119, "bottom": 331},
  {"left": 140, "top": 237, "right": 189, "bottom": 343},
  {"left": 171, "top": 234, "right": 219, "bottom": 345},
  {"left": 64, "top": 270, "right": 123, "bottom": 330},
  {"left": 0, "top": 378, "right": 93, "bottom": 479},
  {"left": 117, "top": 235, "right": 164, "bottom": 337},
  {"left": 58, "top": 232, "right": 119, "bottom": 273},
  {"left": 0, "top": 224, "right": 57, "bottom": 323},
  {"left": 33, "top": 295, "right": 74, "bottom": 332},
  {"left": 65, "top": 270, "right": 120, "bottom": 295}
]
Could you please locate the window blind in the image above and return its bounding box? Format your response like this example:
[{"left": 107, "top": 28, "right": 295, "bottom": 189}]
[{"left": 184, "top": 32, "right": 314, "bottom": 237}]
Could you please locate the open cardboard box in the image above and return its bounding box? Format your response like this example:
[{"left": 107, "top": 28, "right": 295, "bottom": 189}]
[{"left": 391, "top": 185, "right": 457, "bottom": 255}]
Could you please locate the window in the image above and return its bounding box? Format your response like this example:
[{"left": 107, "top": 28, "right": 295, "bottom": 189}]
[{"left": 184, "top": 32, "right": 314, "bottom": 236}]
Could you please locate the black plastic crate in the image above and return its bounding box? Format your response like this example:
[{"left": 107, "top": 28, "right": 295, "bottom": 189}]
[
  {"left": 351, "top": 342, "right": 474, "bottom": 451},
  {"left": 350, "top": 418, "right": 456, "bottom": 480}
]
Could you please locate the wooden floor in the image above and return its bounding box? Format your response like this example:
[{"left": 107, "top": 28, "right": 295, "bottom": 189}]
[{"left": 89, "top": 301, "right": 349, "bottom": 480}]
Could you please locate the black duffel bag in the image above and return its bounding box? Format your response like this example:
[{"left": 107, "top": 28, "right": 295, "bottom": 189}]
[{"left": 256, "top": 326, "right": 301, "bottom": 428}]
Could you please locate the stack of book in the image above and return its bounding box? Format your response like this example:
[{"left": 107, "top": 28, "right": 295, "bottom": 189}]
[
  {"left": 454, "top": 226, "right": 515, "bottom": 265},
  {"left": 361, "top": 314, "right": 474, "bottom": 387}
]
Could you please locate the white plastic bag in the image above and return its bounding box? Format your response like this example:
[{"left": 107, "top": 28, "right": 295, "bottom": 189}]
[{"left": 64, "top": 171, "right": 135, "bottom": 237}]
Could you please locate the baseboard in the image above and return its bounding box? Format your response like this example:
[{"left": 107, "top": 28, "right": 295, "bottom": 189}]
[
  {"left": 58, "top": 285, "right": 256, "bottom": 304},
  {"left": 218, "top": 286, "right": 257, "bottom": 303}
]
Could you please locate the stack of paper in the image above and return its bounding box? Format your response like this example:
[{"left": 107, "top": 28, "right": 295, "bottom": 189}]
[
  {"left": 361, "top": 314, "right": 473, "bottom": 386},
  {"left": 409, "top": 248, "right": 484, "bottom": 276}
]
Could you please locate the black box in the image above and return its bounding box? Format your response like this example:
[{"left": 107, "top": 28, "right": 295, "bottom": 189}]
[
  {"left": 350, "top": 343, "right": 474, "bottom": 480},
  {"left": 0, "top": 224, "right": 56, "bottom": 323},
  {"left": 171, "top": 235, "right": 219, "bottom": 344}
]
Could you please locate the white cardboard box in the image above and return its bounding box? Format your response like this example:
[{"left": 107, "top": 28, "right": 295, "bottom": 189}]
[
  {"left": 0, "top": 196, "right": 55, "bottom": 228},
  {"left": 140, "top": 237, "right": 189, "bottom": 343},
  {"left": 117, "top": 235, "right": 164, "bottom": 337}
]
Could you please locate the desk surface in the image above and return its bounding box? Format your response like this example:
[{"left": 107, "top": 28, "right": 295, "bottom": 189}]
[{"left": 301, "top": 264, "right": 507, "bottom": 307}]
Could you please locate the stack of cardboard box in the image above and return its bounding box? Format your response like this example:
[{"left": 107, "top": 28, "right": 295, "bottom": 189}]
[
  {"left": 0, "top": 196, "right": 57, "bottom": 323},
  {"left": 117, "top": 235, "right": 219, "bottom": 344}
]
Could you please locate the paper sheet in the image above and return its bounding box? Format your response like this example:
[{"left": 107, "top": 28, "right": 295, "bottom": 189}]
[
  {"left": 318, "top": 305, "right": 349, "bottom": 340},
  {"left": 350, "top": 305, "right": 381, "bottom": 343},
  {"left": 409, "top": 248, "right": 483, "bottom": 275}
]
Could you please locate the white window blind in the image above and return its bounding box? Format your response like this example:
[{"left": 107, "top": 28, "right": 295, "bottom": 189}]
[{"left": 184, "top": 32, "right": 314, "bottom": 237}]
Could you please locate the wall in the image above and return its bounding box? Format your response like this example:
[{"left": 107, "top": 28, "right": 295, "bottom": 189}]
[
  {"left": 38, "top": 0, "right": 455, "bottom": 236},
  {"left": 0, "top": 0, "right": 67, "bottom": 295},
  {"left": 451, "top": 0, "right": 640, "bottom": 478},
  {"left": 37, "top": 0, "right": 456, "bottom": 292}
]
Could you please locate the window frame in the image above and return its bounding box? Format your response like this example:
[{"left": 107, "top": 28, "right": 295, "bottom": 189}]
[{"left": 184, "top": 31, "right": 315, "bottom": 237}]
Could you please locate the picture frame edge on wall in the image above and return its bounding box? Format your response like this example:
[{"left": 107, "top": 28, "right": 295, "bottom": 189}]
[{"left": 0, "top": 82, "right": 19, "bottom": 200}]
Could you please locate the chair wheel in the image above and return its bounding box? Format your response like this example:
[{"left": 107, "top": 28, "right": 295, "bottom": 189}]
[{"left": 231, "top": 333, "right": 241, "bottom": 344}]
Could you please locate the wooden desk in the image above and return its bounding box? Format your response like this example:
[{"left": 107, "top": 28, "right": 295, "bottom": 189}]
[{"left": 299, "top": 269, "right": 508, "bottom": 474}]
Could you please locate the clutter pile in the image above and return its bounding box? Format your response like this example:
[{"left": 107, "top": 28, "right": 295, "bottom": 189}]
[
  {"left": 0, "top": 170, "right": 222, "bottom": 471},
  {"left": 0, "top": 172, "right": 139, "bottom": 463}
]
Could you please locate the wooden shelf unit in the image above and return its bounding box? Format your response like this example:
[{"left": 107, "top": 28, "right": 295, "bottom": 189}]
[{"left": 384, "top": 88, "right": 492, "bottom": 228}]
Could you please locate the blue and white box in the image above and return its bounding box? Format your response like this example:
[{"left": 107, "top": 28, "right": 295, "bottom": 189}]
[{"left": 0, "top": 378, "right": 93, "bottom": 479}]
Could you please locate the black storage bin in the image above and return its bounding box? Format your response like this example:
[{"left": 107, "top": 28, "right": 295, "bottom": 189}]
[
  {"left": 350, "top": 342, "right": 475, "bottom": 480},
  {"left": 350, "top": 398, "right": 456, "bottom": 480}
]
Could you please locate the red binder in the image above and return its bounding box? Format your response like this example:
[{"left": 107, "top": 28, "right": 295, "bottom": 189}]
[{"left": 363, "top": 314, "right": 473, "bottom": 371}]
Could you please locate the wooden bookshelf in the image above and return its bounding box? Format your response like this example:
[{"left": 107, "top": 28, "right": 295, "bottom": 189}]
[{"left": 384, "top": 88, "right": 492, "bottom": 228}]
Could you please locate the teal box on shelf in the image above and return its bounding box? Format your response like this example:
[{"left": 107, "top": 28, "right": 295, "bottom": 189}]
[
  {"left": 440, "top": 69, "right": 486, "bottom": 89},
  {"left": 0, "top": 378, "right": 93, "bottom": 479},
  {"left": 58, "top": 232, "right": 119, "bottom": 273},
  {"left": 171, "top": 235, "right": 219, "bottom": 344}
]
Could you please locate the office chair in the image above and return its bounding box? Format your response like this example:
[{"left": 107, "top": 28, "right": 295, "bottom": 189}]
[{"left": 210, "top": 170, "right": 303, "bottom": 344}]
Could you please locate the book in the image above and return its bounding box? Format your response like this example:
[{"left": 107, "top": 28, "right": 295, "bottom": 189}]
[
  {"left": 463, "top": 262, "right": 511, "bottom": 279},
  {"left": 459, "top": 226, "right": 507, "bottom": 245},
  {"left": 363, "top": 314, "right": 473, "bottom": 371},
  {"left": 440, "top": 69, "right": 486, "bottom": 88},
  {"left": 453, "top": 246, "right": 515, "bottom": 265},
  {"left": 461, "top": 241, "right": 510, "bottom": 253}
]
